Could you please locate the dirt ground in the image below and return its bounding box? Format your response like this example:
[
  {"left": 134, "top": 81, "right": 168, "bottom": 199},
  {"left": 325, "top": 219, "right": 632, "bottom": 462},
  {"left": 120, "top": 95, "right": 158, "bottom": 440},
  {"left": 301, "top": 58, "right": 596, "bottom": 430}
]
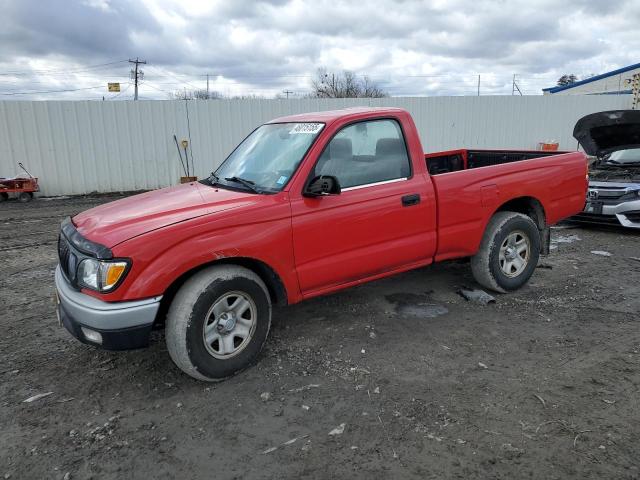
[{"left": 1, "top": 194, "right": 639, "bottom": 480}]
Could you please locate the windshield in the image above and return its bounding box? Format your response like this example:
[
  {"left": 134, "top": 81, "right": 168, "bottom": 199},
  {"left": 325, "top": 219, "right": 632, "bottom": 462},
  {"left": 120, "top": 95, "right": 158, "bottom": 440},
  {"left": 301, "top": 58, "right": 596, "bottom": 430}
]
[
  {"left": 212, "top": 122, "right": 325, "bottom": 193},
  {"left": 605, "top": 148, "right": 640, "bottom": 165}
]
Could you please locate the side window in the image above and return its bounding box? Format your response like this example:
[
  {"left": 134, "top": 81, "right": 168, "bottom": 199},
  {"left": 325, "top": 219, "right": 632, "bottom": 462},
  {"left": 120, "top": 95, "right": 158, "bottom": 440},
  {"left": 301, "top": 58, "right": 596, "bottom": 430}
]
[{"left": 313, "top": 119, "right": 411, "bottom": 189}]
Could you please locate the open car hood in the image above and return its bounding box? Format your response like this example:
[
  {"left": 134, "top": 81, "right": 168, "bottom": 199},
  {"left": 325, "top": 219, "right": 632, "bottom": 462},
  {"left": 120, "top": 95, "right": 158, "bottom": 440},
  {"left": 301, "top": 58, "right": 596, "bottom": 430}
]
[{"left": 573, "top": 110, "right": 640, "bottom": 157}]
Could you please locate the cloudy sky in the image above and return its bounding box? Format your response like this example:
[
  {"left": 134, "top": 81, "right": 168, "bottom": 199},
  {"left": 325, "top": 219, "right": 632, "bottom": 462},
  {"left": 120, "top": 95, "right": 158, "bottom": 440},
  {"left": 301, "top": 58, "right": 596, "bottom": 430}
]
[{"left": 1, "top": 0, "right": 638, "bottom": 100}]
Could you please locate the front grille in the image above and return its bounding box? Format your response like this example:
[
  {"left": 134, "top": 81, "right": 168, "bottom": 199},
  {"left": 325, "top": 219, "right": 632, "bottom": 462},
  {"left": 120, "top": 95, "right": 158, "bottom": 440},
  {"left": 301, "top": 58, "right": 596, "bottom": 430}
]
[
  {"left": 58, "top": 234, "right": 72, "bottom": 279},
  {"left": 593, "top": 189, "right": 627, "bottom": 199},
  {"left": 588, "top": 185, "right": 639, "bottom": 203}
]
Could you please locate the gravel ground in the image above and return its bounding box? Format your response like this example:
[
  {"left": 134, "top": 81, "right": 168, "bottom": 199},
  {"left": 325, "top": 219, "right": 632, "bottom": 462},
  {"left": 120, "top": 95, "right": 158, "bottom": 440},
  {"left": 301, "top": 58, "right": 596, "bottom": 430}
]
[{"left": 1, "top": 195, "right": 639, "bottom": 479}]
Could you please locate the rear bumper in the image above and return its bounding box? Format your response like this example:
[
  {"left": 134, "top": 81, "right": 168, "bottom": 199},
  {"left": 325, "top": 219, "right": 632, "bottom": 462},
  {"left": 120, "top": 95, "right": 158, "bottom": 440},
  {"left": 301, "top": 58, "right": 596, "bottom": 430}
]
[{"left": 55, "top": 265, "right": 162, "bottom": 350}]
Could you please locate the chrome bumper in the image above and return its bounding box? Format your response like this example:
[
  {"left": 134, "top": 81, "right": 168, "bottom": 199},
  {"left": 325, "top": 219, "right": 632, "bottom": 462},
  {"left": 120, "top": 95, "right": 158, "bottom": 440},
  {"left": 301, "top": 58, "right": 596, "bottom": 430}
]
[
  {"left": 55, "top": 266, "right": 162, "bottom": 349},
  {"left": 582, "top": 198, "right": 640, "bottom": 228}
]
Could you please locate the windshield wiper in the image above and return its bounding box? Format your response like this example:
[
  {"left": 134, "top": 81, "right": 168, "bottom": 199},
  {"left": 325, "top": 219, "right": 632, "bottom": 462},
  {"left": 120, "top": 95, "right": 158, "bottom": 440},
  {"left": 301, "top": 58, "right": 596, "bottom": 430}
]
[
  {"left": 224, "top": 176, "right": 261, "bottom": 193},
  {"left": 200, "top": 172, "right": 222, "bottom": 188}
]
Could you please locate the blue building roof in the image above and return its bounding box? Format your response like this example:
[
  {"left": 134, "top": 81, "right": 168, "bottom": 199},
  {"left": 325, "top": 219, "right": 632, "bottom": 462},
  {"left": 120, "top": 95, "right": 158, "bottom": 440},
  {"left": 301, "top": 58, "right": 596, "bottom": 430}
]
[{"left": 542, "top": 62, "right": 640, "bottom": 94}]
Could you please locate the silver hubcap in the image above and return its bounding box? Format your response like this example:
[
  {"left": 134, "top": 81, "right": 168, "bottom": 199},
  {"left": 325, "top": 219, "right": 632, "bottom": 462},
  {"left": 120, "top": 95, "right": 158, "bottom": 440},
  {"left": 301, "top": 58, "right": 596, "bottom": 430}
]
[
  {"left": 202, "top": 291, "right": 256, "bottom": 359},
  {"left": 498, "top": 231, "right": 530, "bottom": 277}
]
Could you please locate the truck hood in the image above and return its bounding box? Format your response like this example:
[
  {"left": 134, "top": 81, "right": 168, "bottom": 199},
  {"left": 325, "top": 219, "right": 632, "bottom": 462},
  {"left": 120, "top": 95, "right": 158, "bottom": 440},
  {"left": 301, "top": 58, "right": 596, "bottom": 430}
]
[
  {"left": 573, "top": 110, "right": 640, "bottom": 157},
  {"left": 73, "top": 182, "right": 256, "bottom": 247}
]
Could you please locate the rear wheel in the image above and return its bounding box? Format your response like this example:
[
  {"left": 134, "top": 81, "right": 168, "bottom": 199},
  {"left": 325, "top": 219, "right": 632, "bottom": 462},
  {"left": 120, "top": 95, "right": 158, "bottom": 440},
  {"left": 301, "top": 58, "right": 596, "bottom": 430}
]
[
  {"left": 18, "top": 192, "right": 32, "bottom": 203},
  {"left": 0, "top": 192, "right": 8, "bottom": 202},
  {"left": 166, "top": 265, "right": 272, "bottom": 381},
  {"left": 471, "top": 212, "right": 540, "bottom": 293}
]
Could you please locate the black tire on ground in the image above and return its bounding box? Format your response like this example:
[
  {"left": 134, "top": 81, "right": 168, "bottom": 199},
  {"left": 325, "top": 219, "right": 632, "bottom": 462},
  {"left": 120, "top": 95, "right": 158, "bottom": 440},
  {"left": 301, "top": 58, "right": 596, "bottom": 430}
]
[
  {"left": 0, "top": 192, "right": 8, "bottom": 202},
  {"left": 471, "top": 211, "right": 540, "bottom": 293},
  {"left": 17, "top": 192, "right": 32, "bottom": 203},
  {"left": 165, "top": 265, "right": 272, "bottom": 381}
]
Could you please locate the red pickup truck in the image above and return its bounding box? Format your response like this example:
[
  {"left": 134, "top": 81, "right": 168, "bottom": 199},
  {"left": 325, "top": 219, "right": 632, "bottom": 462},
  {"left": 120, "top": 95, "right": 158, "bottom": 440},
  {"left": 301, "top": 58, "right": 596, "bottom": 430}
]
[{"left": 55, "top": 107, "right": 587, "bottom": 381}]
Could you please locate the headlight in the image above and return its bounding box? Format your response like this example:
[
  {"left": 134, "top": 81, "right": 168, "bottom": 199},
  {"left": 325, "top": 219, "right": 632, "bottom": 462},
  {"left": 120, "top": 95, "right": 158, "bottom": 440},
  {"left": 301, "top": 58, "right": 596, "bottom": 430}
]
[{"left": 77, "top": 259, "right": 130, "bottom": 292}]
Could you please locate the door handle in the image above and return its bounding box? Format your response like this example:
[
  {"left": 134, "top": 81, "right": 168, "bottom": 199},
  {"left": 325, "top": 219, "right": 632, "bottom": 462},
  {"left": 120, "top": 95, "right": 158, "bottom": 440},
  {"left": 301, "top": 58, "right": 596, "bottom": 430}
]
[{"left": 401, "top": 193, "right": 420, "bottom": 206}]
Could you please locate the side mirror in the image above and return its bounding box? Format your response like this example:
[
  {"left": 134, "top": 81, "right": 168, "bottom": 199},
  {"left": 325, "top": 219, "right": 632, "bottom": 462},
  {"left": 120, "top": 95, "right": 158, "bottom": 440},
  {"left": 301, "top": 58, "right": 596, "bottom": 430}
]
[{"left": 303, "top": 175, "right": 341, "bottom": 197}]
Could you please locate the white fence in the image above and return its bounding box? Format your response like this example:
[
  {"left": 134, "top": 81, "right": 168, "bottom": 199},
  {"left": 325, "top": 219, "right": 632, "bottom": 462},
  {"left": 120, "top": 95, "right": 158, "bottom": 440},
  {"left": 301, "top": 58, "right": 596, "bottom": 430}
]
[{"left": 0, "top": 95, "right": 632, "bottom": 196}]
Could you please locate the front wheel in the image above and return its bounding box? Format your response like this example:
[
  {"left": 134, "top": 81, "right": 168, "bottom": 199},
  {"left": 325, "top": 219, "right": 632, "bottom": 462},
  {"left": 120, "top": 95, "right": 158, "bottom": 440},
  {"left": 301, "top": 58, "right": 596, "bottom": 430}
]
[
  {"left": 166, "top": 265, "right": 272, "bottom": 381},
  {"left": 471, "top": 212, "right": 540, "bottom": 293}
]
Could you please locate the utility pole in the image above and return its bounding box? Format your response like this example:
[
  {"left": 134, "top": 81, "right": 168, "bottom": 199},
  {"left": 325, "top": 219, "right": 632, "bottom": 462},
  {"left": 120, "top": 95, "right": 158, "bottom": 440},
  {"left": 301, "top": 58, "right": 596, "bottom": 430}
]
[
  {"left": 477, "top": 74, "right": 480, "bottom": 96},
  {"left": 129, "top": 57, "right": 146, "bottom": 100},
  {"left": 206, "top": 74, "right": 210, "bottom": 99},
  {"left": 282, "top": 89, "right": 293, "bottom": 99}
]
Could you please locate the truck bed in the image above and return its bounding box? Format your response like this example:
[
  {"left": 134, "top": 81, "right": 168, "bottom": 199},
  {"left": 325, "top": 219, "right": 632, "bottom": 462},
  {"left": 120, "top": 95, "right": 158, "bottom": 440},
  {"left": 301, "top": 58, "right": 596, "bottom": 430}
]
[
  {"left": 425, "top": 149, "right": 566, "bottom": 174},
  {"left": 425, "top": 149, "right": 587, "bottom": 262}
]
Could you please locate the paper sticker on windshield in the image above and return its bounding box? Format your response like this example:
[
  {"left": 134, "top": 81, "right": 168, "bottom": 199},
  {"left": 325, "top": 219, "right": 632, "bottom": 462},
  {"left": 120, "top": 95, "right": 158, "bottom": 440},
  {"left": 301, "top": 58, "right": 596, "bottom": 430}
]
[
  {"left": 289, "top": 123, "right": 323, "bottom": 134},
  {"left": 277, "top": 175, "right": 288, "bottom": 185}
]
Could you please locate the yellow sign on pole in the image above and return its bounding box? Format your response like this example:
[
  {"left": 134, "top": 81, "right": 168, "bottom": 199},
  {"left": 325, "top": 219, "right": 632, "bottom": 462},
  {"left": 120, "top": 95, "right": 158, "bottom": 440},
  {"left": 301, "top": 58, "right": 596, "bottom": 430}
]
[{"left": 107, "top": 83, "right": 121, "bottom": 92}]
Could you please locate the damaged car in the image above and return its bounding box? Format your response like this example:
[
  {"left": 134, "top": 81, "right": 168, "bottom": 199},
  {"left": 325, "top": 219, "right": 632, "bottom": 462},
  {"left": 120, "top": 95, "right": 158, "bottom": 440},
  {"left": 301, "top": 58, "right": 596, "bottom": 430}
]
[{"left": 573, "top": 110, "right": 640, "bottom": 229}]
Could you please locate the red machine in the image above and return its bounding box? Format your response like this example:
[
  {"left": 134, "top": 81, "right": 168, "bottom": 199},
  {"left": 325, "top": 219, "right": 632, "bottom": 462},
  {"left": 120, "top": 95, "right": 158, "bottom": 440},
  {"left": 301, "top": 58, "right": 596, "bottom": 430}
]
[{"left": 0, "top": 163, "right": 39, "bottom": 202}]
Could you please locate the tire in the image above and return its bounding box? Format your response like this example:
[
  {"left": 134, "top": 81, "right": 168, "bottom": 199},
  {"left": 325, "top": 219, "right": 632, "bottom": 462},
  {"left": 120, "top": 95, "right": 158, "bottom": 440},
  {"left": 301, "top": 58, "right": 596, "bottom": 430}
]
[
  {"left": 471, "top": 211, "right": 540, "bottom": 293},
  {"left": 166, "top": 265, "right": 272, "bottom": 382},
  {"left": 18, "top": 192, "right": 32, "bottom": 203},
  {"left": 0, "top": 192, "right": 8, "bottom": 202}
]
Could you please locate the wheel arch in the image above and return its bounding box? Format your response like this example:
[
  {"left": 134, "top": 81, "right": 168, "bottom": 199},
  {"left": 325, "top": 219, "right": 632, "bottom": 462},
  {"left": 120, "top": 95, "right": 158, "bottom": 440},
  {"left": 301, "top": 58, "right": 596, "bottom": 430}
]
[
  {"left": 494, "top": 196, "right": 547, "bottom": 230},
  {"left": 154, "top": 256, "right": 288, "bottom": 327}
]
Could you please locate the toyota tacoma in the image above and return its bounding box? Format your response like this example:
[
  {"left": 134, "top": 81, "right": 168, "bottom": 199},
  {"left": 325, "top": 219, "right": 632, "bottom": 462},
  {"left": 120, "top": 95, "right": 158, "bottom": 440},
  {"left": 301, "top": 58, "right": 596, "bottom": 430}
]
[{"left": 55, "top": 107, "right": 588, "bottom": 381}]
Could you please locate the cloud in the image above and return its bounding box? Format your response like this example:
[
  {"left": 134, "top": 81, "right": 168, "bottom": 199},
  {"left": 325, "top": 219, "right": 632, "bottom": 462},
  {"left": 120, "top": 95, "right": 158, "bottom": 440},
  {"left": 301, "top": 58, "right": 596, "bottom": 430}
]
[{"left": 0, "top": 0, "right": 638, "bottom": 99}]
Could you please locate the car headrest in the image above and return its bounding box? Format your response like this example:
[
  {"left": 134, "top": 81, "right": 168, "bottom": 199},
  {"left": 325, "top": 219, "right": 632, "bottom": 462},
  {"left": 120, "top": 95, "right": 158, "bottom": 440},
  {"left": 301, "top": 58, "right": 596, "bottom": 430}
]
[
  {"left": 376, "top": 138, "right": 405, "bottom": 157},
  {"left": 330, "top": 138, "right": 352, "bottom": 160}
]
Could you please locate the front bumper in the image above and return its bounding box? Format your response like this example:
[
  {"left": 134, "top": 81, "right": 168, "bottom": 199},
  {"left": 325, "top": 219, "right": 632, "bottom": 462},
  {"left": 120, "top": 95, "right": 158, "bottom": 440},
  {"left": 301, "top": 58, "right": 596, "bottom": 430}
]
[
  {"left": 575, "top": 198, "right": 640, "bottom": 229},
  {"left": 55, "top": 265, "right": 162, "bottom": 350}
]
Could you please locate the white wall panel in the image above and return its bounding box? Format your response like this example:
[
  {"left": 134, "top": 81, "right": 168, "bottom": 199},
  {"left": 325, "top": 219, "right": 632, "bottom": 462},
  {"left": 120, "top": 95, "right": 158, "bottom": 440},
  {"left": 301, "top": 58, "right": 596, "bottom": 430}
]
[{"left": 0, "top": 95, "right": 632, "bottom": 196}]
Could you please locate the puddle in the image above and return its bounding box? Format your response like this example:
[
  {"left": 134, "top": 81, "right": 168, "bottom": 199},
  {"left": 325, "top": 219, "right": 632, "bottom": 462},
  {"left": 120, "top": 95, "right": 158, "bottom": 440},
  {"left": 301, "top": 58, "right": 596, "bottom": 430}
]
[{"left": 385, "top": 292, "right": 449, "bottom": 318}]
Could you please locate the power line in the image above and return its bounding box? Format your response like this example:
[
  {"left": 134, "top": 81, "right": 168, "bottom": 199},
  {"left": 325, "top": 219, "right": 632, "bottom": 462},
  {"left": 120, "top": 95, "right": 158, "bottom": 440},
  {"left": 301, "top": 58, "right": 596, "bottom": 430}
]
[
  {"left": 0, "top": 60, "right": 129, "bottom": 76},
  {"left": 0, "top": 85, "right": 104, "bottom": 96},
  {"left": 140, "top": 82, "right": 172, "bottom": 95},
  {"left": 145, "top": 65, "right": 201, "bottom": 90}
]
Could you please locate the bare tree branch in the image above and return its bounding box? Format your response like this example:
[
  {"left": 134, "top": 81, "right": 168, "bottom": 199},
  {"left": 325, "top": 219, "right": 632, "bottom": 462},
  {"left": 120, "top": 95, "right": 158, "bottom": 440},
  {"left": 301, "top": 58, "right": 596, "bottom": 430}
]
[
  {"left": 310, "top": 68, "right": 388, "bottom": 98},
  {"left": 170, "top": 89, "right": 223, "bottom": 100}
]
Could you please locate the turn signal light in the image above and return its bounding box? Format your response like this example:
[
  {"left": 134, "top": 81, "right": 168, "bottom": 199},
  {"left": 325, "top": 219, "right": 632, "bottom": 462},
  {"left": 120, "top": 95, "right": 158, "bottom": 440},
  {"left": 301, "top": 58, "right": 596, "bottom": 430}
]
[{"left": 104, "top": 263, "right": 128, "bottom": 290}]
